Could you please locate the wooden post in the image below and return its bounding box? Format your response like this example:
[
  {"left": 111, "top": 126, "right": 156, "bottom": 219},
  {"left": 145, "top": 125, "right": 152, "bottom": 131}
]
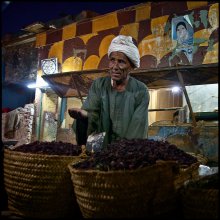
[
  {"left": 177, "top": 70, "right": 197, "bottom": 127},
  {"left": 71, "top": 75, "right": 84, "bottom": 104}
]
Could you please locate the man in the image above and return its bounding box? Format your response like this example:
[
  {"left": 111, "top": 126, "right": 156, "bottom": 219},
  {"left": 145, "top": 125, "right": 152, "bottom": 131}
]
[{"left": 69, "top": 35, "right": 150, "bottom": 147}]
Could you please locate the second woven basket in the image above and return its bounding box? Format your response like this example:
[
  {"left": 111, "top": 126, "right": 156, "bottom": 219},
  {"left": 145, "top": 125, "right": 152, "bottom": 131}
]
[
  {"left": 68, "top": 160, "right": 178, "bottom": 218},
  {"left": 3, "top": 148, "right": 86, "bottom": 219}
]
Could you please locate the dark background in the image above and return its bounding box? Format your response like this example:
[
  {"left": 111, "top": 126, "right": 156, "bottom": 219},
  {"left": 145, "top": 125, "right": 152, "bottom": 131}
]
[{"left": 2, "top": 2, "right": 143, "bottom": 36}]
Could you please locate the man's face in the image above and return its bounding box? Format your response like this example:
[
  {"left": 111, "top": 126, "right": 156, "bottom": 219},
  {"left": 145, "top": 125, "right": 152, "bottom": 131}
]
[{"left": 109, "top": 51, "right": 133, "bottom": 84}]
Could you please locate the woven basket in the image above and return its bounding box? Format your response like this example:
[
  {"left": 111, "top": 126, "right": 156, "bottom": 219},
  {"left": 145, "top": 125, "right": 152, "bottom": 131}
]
[
  {"left": 186, "top": 152, "right": 208, "bottom": 165},
  {"left": 68, "top": 161, "right": 178, "bottom": 218},
  {"left": 174, "top": 162, "right": 200, "bottom": 190},
  {"left": 181, "top": 174, "right": 219, "bottom": 219},
  {"left": 3, "top": 148, "right": 86, "bottom": 219},
  {"left": 182, "top": 188, "right": 218, "bottom": 219}
]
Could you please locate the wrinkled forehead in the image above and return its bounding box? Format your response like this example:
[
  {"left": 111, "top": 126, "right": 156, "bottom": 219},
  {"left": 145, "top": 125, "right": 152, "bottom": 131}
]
[{"left": 109, "top": 51, "right": 129, "bottom": 60}]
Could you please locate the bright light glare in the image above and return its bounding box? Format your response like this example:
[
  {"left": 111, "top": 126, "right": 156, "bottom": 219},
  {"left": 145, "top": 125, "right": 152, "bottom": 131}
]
[
  {"left": 27, "top": 76, "right": 49, "bottom": 89},
  {"left": 27, "top": 83, "right": 37, "bottom": 88},
  {"left": 172, "top": 86, "right": 181, "bottom": 93},
  {"left": 27, "top": 81, "right": 49, "bottom": 89}
]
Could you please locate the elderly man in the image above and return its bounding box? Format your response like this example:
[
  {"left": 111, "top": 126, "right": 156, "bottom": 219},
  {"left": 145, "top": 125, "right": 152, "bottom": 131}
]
[{"left": 69, "top": 35, "right": 150, "bottom": 146}]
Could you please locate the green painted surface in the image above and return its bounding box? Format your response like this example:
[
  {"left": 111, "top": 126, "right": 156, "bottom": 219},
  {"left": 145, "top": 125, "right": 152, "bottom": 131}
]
[{"left": 200, "top": 9, "right": 208, "bottom": 29}]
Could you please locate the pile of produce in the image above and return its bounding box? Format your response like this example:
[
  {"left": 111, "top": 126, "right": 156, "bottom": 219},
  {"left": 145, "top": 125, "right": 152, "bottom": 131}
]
[
  {"left": 13, "top": 141, "right": 82, "bottom": 156},
  {"left": 73, "top": 138, "right": 198, "bottom": 171}
]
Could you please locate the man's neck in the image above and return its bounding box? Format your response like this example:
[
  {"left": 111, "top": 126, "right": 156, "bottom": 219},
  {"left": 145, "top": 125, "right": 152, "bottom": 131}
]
[{"left": 111, "top": 77, "right": 129, "bottom": 92}]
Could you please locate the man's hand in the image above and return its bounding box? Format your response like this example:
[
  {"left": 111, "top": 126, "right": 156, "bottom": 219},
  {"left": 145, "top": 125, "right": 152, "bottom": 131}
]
[{"left": 68, "top": 108, "right": 88, "bottom": 119}]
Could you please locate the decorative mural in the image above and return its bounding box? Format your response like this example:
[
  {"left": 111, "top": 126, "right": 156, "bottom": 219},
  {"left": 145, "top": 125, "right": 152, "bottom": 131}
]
[{"left": 36, "top": 2, "right": 218, "bottom": 73}]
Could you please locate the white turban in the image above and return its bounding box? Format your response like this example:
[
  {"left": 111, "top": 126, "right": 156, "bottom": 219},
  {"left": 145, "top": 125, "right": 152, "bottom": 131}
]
[{"left": 108, "top": 35, "right": 140, "bottom": 68}]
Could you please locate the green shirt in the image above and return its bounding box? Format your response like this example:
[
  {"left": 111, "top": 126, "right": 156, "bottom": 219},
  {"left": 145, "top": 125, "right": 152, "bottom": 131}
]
[{"left": 74, "top": 76, "right": 149, "bottom": 146}]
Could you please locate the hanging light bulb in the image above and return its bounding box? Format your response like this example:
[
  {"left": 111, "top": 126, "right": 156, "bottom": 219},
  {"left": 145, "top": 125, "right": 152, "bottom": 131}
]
[{"left": 171, "top": 86, "right": 181, "bottom": 93}]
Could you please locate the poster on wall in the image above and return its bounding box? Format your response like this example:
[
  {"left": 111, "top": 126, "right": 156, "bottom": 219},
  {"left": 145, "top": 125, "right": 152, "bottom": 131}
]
[{"left": 171, "top": 15, "right": 194, "bottom": 63}]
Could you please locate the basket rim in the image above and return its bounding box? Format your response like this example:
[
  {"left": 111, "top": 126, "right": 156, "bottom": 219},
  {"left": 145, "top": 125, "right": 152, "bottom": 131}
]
[
  {"left": 4, "top": 148, "right": 86, "bottom": 159},
  {"left": 186, "top": 151, "right": 206, "bottom": 157},
  {"left": 68, "top": 160, "right": 181, "bottom": 175}
]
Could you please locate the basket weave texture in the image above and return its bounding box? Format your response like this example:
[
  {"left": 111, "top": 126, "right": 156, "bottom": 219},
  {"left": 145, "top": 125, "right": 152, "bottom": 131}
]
[
  {"left": 174, "top": 162, "right": 200, "bottom": 190},
  {"left": 186, "top": 152, "right": 208, "bottom": 165},
  {"left": 68, "top": 161, "right": 178, "bottom": 218},
  {"left": 182, "top": 188, "right": 218, "bottom": 219},
  {"left": 3, "top": 148, "right": 85, "bottom": 218},
  {"left": 181, "top": 173, "right": 219, "bottom": 219}
]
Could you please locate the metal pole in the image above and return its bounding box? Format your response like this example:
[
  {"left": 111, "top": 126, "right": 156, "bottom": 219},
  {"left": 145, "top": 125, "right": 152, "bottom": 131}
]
[
  {"left": 149, "top": 107, "right": 183, "bottom": 112},
  {"left": 177, "top": 70, "right": 197, "bottom": 127},
  {"left": 37, "top": 89, "right": 44, "bottom": 140}
]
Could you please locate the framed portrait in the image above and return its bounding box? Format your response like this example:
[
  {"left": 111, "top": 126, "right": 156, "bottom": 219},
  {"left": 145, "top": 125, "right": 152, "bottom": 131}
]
[
  {"left": 171, "top": 15, "right": 194, "bottom": 45},
  {"left": 171, "top": 15, "right": 194, "bottom": 63}
]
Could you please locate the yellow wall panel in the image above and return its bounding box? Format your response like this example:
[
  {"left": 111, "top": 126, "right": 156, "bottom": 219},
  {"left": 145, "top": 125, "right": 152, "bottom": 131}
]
[
  {"left": 187, "top": 1, "right": 208, "bottom": 10},
  {"left": 135, "top": 4, "right": 151, "bottom": 22},
  {"left": 203, "top": 43, "right": 218, "bottom": 64},
  {"left": 42, "top": 92, "right": 57, "bottom": 113},
  {"left": 138, "top": 34, "right": 175, "bottom": 61},
  {"left": 151, "top": 15, "right": 169, "bottom": 36},
  {"left": 119, "top": 23, "right": 139, "bottom": 41},
  {"left": 80, "top": 33, "right": 98, "bottom": 45},
  {"left": 92, "top": 13, "right": 118, "bottom": 33},
  {"left": 83, "top": 55, "right": 100, "bottom": 70},
  {"left": 138, "top": 35, "right": 154, "bottom": 57},
  {"left": 35, "top": 33, "right": 46, "bottom": 47},
  {"left": 62, "top": 57, "right": 82, "bottom": 72},
  {"left": 138, "top": 15, "right": 175, "bottom": 63},
  {"left": 208, "top": 3, "right": 219, "bottom": 30},
  {"left": 48, "top": 42, "right": 64, "bottom": 64},
  {"left": 62, "top": 23, "right": 76, "bottom": 41},
  {"left": 99, "top": 35, "right": 115, "bottom": 59},
  {"left": 194, "top": 29, "right": 212, "bottom": 46}
]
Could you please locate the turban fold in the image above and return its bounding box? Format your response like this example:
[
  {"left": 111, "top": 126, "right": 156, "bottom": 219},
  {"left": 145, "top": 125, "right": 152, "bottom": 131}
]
[{"left": 108, "top": 35, "right": 140, "bottom": 68}]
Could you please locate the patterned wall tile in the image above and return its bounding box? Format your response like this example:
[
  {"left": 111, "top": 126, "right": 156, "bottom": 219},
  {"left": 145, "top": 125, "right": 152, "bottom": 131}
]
[{"left": 46, "top": 29, "right": 62, "bottom": 45}]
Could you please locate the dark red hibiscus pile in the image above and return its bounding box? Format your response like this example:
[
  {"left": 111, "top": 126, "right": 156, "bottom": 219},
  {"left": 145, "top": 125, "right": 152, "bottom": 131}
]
[
  {"left": 73, "top": 139, "right": 198, "bottom": 171},
  {"left": 13, "top": 141, "right": 82, "bottom": 156}
]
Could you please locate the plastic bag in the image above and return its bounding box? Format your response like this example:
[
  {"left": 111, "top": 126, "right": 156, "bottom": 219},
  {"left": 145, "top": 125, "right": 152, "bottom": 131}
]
[
  {"left": 198, "top": 164, "right": 218, "bottom": 176},
  {"left": 86, "top": 132, "right": 106, "bottom": 153}
]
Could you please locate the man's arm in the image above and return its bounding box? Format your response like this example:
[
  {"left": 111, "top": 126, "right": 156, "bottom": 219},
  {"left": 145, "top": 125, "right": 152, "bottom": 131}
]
[
  {"left": 68, "top": 108, "right": 88, "bottom": 119},
  {"left": 125, "top": 89, "right": 150, "bottom": 139},
  {"left": 69, "top": 79, "right": 101, "bottom": 145},
  {"left": 82, "top": 80, "right": 101, "bottom": 135}
]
